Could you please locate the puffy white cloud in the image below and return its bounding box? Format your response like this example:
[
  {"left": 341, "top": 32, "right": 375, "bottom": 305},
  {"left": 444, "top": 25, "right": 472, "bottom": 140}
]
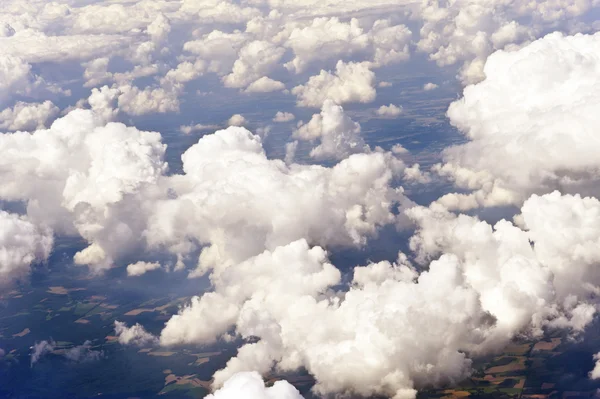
[
  {"left": 273, "top": 112, "right": 295, "bottom": 123},
  {"left": 180, "top": 123, "right": 221, "bottom": 134},
  {"left": 114, "top": 321, "right": 158, "bottom": 346},
  {"left": 283, "top": 17, "right": 369, "bottom": 73},
  {"left": 127, "top": 261, "right": 162, "bottom": 277},
  {"left": 436, "top": 32, "right": 600, "bottom": 210},
  {"left": 375, "top": 104, "right": 402, "bottom": 118},
  {"left": 183, "top": 30, "right": 248, "bottom": 76},
  {"left": 590, "top": 353, "right": 600, "bottom": 379},
  {"left": 0, "top": 101, "right": 59, "bottom": 131},
  {"left": 280, "top": 17, "right": 410, "bottom": 74},
  {"left": 416, "top": 0, "right": 599, "bottom": 83},
  {"left": 156, "top": 190, "right": 600, "bottom": 399},
  {"left": 423, "top": 82, "right": 438, "bottom": 91},
  {"left": 207, "top": 372, "right": 303, "bottom": 399},
  {"left": 180, "top": 0, "right": 262, "bottom": 24},
  {"left": 0, "top": 211, "right": 53, "bottom": 287},
  {"left": 0, "top": 55, "right": 38, "bottom": 105},
  {"left": 292, "top": 61, "right": 376, "bottom": 107},
  {"left": 0, "top": 108, "right": 167, "bottom": 272},
  {"left": 117, "top": 85, "right": 180, "bottom": 116},
  {"left": 223, "top": 41, "right": 285, "bottom": 90},
  {"left": 163, "top": 60, "right": 207, "bottom": 84},
  {"left": 294, "top": 99, "right": 367, "bottom": 160},
  {"left": 403, "top": 164, "right": 432, "bottom": 184},
  {"left": 245, "top": 77, "right": 286, "bottom": 93},
  {"left": 228, "top": 114, "right": 247, "bottom": 126},
  {"left": 145, "top": 125, "right": 408, "bottom": 279},
  {"left": 0, "top": 29, "right": 128, "bottom": 64}
]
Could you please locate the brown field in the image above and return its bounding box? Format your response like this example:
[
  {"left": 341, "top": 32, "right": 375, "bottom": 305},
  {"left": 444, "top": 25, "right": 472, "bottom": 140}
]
[
  {"left": 533, "top": 338, "right": 561, "bottom": 352},
  {"left": 192, "top": 358, "right": 209, "bottom": 366},
  {"left": 148, "top": 351, "right": 176, "bottom": 357},
  {"left": 47, "top": 286, "right": 86, "bottom": 295},
  {"left": 105, "top": 335, "right": 118, "bottom": 342},
  {"left": 442, "top": 390, "right": 471, "bottom": 398},
  {"left": 485, "top": 357, "right": 526, "bottom": 374},
  {"left": 163, "top": 374, "right": 211, "bottom": 388},
  {"left": 75, "top": 318, "right": 90, "bottom": 324},
  {"left": 124, "top": 308, "right": 154, "bottom": 316},
  {"left": 13, "top": 328, "right": 30, "bottom": 337},
  {"left": 514, "top": 379, "right": 525, "bottom": 389},
  {"left": 138, "top": 348, "right": 152, "bottom": 353},
  {"left": 505, "top": 343, "right": 532, "bottom": 355}
]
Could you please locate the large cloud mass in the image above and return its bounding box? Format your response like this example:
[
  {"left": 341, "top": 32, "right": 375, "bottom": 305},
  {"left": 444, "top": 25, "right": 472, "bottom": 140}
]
[
  {"left": 437, "top": 32, "right": 600, "bottom": 210},
  {"left": 156, "top": 191, "right": 600, "bottom": 399},
  {"left": 0, "top": 211, "right": 53, "bottom": 287}
]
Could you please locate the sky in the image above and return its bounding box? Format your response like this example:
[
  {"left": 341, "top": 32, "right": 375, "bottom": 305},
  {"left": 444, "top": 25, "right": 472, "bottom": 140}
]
[{"left": 2, "top": 0, "right": 600, "bottom": 398}]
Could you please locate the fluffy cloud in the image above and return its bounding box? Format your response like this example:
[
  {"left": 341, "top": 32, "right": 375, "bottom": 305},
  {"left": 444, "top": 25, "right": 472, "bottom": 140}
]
[
  {"left": 292, "top": 61, "right": 376, "bottom": 107},
  {"left": 294, "top": 99, "right": 367, "bottom": 160},
  {"left": 0, "top": 101, "right": 59, "bottom": 131},
  {"left": 223, "top": 41, "right": 285, "bottom": 90},
  {"left": 245, "top": 77, "right": 286, "bottom": 93},
  {"left": 145, "top": 126, "right": 409, "bottom": 277},
  {"left": 127, "top": 261, "right": 162, "bottom": 277},
  {"left": 157, "top": 191, "right": 600, "bottom": 399},
  {"left": 375, "top": 104, "right": 402, "bottom": 117},
  {"left": 207, "top": 372, "right": 303, "bottom": 399},
  {"left": 114, "top": 321, "right": 158, "bottom": 346},
  {"left": 590, "top": 353, "right": 600, "bottom": 379},
  {"left": 282, "top": 17, "right": 411, "bottom": 74},
  {"left": 228, "top": 114, "right": 247, "bottom": 126},
  {"left": 0, "top": 109, "right": 167, "bottom": 272},
  {"left": 0, "top": 211, "right": 53, "bottom": 287},
  {"left": 273, "top": 112, "right": 295, "bottom": 123},
  {"left": 423, "top": 82, "right": 438, "bottom": 91},
  {"left": 436, "top": 32, "right": 600, "bottom": 210},
  {"left": 180, "top": 123, "right": 221, "bottom": 134}
]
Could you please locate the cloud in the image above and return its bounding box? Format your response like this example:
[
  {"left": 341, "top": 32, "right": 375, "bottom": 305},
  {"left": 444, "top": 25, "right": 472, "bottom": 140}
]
[
  {"left": 144, "top": 126, "right": 409, "bottom": 278},
  {"left": 127, "top": 261, "right": 162, "bottom": 277},
  {"left": 114, "top": 321, "right": 158, "bottom": 346},
  {"left": 156, "top": 190, "right": 600, "bottom": 399},
  {"left": 292, "top": 61, "right": 376, "bottom": 107},
  {"left": 423, "top": 83, "right": 438, "bottom": 91},
  {"left": 0, "top": 108, "right": 167, "bottom": 272},
  {"left": 31, "top": 340, "right": 55, "bottom": 366},
  {"left": 206, "top": 372, "right": 303, "bottom": 399},
  {"left": 273, "top": 112, "right": 295, "bottom": 123},
  {"left": 294, "top": 99, "right": 367, "bottom": 160},
  {"left": 0, "top": 211, "right": 53, "bottom": 287},
  {"left": 180, "top": 123, "right": 221, "bottom": 134},
  {"left": 244, "top": 77, "right": 286, "bottom": 93},
  {"left": 590, "top": 353, "right": 600, "bottom": 379},
  {"left": 0, "top": 101, "right": 59, "bottom": 131},
  {"left": 223, "top": 41, "right": 285, "bottom": 90},
  {"left": 435, "top": 32, "right": 600, "bottom": 210},
  {"left": 228, "top": 114, "right": 247, "bottom": 126},
  {"left": 375, "top": 104, "right": 402, "bottom": 118},
  {"left": 282, "top": 17, "right": 411, "bottom": 74},
  {"left": 64, "top": 340, "right": 104, "bottom": 362}
]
